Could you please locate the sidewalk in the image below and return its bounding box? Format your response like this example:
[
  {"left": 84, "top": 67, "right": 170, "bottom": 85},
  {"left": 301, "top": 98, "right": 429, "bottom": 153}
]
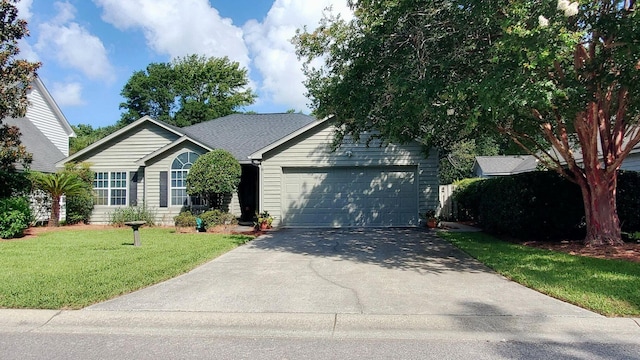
[{"left": 1, "top": 309, "right": 639, "bottom": 343}]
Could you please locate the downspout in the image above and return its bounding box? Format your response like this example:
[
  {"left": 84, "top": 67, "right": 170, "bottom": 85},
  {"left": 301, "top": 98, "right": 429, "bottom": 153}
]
[{"left": 252, "top": 159, "right": 263, "bottom": 213}]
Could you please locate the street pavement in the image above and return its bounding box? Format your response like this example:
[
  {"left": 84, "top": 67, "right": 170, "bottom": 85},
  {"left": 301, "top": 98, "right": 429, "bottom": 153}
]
[{"left": 1, "top": 227, "right": 639, "bottom": 359}]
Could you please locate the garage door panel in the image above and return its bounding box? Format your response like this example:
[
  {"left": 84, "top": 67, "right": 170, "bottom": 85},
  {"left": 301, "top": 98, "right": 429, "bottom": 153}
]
[{"left": 283, "top": 167, "right": 418, "bottom": 227}]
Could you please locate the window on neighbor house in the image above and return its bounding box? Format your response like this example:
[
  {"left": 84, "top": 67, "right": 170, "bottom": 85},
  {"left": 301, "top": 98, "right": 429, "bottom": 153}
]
[
  {"left": 170, "top": 152, "right": 204, "bottom": 206},
  {"left": 93, "top": 171, "right": 127, "bottom": 206}
]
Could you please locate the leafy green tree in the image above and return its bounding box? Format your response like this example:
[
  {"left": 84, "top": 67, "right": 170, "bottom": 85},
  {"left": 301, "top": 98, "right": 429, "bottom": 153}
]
[
  {"left": 439, "top": 138, "right": 502, "bottom": 184},
  {"left": 32, "top": 172, "right": 86, "bottom": 227},
  {"left": 119, "top": 55, "right": 256, "bottom": 127},
  {"left": 295, "top": 0, "right": 640, "bottom": 246},
  {"left": 186, "top": 149, "right": 241, "bottom": 210},
  {"left": 62, "top": 162, "right": 94, "bottom": 224},
  {"left": 70, "top": 123, "right": 120, "bottom": 154},
  {"left": 0, "top": 0, "right": 40, "bottom": 189}
]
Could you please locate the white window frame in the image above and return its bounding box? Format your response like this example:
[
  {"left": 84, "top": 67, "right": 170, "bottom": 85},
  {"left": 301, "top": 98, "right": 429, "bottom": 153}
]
[
  {"left": 93, "top": 171, "right": 127, "bottom": 206},
  {"left": 170, "top": 152, "right": 201, "bottom": 206}
]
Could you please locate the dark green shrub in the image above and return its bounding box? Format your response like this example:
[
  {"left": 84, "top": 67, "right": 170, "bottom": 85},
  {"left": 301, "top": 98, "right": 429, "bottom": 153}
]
[
  {"left": 0, "top": 197, "right": 31, "bottom": 239},
  {"left": 453, "top": 172, "right": 584, "bottom": 239},
  {"left": 109, "top": 206, "right": 157, "bottom": 226},
  {"left": 0, "top": 170, "right": 32, "bottom": 198},
  {"left": 452, "top": 178, "right": 485, "bottom": 221},
  {"left": 199, "top": 209, "right": 237, "bottom": 229},
  {"left": 174, "top": 211, "right": 197, "bottom": 228},
  {"left": 63, "top": 163, "right": 94, "bottom": 224},
  {"left": 618, "top": 171, "right": 640, "bottom": 232},
  {"left": 453, "top": 170, "right": 640, "bottom": 239}
]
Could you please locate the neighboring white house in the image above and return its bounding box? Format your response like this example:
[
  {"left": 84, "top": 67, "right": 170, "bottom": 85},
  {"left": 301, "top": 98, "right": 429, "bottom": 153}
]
[
  {"left": 58, "top": 114, "right": 439, "bottom": 227},
  {"left": 4, "top": 77, "right": 76, "bottom": 222}
]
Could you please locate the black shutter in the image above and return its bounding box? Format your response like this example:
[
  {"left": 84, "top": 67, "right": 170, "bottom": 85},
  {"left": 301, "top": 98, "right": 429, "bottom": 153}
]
[
  {"left": 159, "top": 171, "right": 168, "bottom": 208},
  {"left": 129, "top": 171, "right": 138, "bottom": 206}
]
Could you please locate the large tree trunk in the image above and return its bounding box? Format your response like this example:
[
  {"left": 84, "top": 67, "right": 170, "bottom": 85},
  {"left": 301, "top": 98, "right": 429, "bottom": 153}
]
[
  {"left": 49, "top": 195, "right": 61, "bottom": 227},
  {"left": 576, "top": 170, "right": 622, "bottom": 246}
]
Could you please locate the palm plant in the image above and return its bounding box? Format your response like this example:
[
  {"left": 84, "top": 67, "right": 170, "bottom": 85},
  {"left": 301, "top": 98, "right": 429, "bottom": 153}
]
[{"left": 33, "top": 172, "right": 86, "bottom": 227}]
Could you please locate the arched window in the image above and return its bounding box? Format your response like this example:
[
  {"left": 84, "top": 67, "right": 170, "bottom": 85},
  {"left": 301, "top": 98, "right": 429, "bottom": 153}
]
[{"left": 171, "top": 152, "right": 200, "bottom": 206}]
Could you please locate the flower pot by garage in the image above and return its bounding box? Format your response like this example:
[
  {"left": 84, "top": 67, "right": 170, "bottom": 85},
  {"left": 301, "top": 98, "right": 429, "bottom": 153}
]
[{"left": 427, "top": 218, "right": 438, "bottom": 228}]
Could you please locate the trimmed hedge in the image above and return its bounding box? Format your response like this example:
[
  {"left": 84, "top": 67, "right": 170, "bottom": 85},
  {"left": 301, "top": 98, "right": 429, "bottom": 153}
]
[
  {"left": 453, "top": 170, "right": 640, "bottom": 240},
  {"left": 199, "top": 209, "right": 237, "bottom": 229}
]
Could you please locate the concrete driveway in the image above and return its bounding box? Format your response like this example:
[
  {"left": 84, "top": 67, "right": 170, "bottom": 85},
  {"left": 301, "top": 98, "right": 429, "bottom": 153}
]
[{"left": 88, "top": 228, "right": 596, "bottom": 317}]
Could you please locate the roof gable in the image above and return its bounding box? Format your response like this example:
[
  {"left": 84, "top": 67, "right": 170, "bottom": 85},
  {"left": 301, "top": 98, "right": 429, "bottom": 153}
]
[
  {"left": 31, "top": 77, "right": 75, "bottom": 137},
  {"left": 58, "top": 116, "right": 185, "bottom": 167},
  {"left": 474, "top": 155, "right": 537, "bottom": 176},
  {"left": 136, "top": 136, "right": 212, "bottom": 166}
]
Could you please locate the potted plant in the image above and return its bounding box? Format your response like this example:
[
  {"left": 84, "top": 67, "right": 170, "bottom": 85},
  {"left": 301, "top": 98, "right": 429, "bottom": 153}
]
[
  {"left": 425, "top": 209, "right": 439, "bottom": 229},
  {"left": 255, "top": 210, "right": 274, "bottom": 230}
]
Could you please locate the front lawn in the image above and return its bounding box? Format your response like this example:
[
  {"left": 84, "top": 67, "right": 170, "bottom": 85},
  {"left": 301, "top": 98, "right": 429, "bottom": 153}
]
[
  {"left": 439, "top": 231, "right": 640, "bottom": 317},
  {"left": 0, "top": 227, "right": 252, "bottom": 309}
]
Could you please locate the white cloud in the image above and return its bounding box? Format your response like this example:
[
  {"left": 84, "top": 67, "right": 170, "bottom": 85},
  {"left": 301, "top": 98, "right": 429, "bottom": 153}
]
[
  {"left": 94, "top": 0, "right": 250, "bottom": 68},
  {"left": 15, "top": 0, "right": 33, "bottom": 20},
  {"left": 35, "top": 2, "right": 114, "bottom": 82},
  {"left": 51, "top": 82, "right": 85, "bottom": 106},
  {"left": 243, "top": 0, "right": 352, "bottom": 111}
]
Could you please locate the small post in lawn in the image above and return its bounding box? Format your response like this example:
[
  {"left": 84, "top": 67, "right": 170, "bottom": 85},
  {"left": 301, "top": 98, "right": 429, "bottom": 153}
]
[{"left": 124, "top": 221, "right": 147, "bottom": 247}]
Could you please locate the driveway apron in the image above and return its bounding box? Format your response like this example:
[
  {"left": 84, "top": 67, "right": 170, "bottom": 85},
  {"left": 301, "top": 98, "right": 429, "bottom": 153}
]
[{"left": 87, "top": 228, "right": 596, "bottom": 317}]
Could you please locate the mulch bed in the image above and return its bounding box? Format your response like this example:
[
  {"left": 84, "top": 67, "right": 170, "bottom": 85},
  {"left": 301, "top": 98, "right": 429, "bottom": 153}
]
[{"left": 517, "top": 239, "right": 640, "bottom": 263}]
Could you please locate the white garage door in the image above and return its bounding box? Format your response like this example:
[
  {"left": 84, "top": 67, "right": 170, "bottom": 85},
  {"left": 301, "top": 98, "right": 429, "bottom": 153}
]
[{"left": 282, "top": 166, "right": 419, "bottom": 227}]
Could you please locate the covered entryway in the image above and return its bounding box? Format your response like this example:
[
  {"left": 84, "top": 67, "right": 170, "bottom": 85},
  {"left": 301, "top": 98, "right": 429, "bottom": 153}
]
[{"left": 281, "top": 166, "right": 419, "bottom": 227}]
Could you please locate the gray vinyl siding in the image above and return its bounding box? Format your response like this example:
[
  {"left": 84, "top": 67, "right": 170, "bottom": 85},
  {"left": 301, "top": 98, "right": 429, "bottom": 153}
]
[
  {"left": 144, "top": 144, "right": 242, "bottom": 225},
  {"left": 621, "top": 152, "right": 640, "bottom": 172},
  {"left": 26, "top": 85, "right": 71, "bottom": 156},
  {"left": 69, "top": 123, "right": 181, "bottom": 224},
  {"left": 260, "top": 124, "right": 439, "bottom": 227}
]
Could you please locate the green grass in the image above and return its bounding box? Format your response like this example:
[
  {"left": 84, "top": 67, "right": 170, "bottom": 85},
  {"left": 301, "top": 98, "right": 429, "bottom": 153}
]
[
  {"left": 0, "top": 227, "right": 252, "bottom": 309},
  {"left": 439, "top": 232, "right": 640, "bottom": 317}
]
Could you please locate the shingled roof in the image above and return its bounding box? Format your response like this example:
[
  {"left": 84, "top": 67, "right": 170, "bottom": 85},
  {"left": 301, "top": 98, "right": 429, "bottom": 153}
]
[
  {"left": 473, "top": 155, "right": 537, "bottom": 177},
  {"left": 182, "top": 113, "right": 317, "bottom": 163},
  {"left": 4, "top": 117, "right": 65, "bottom": 173}
]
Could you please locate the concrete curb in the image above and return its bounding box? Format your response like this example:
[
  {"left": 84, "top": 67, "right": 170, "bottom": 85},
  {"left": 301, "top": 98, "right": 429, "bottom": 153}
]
[{"left": 1, "top": 310, "right": 638, "bottom": 343}]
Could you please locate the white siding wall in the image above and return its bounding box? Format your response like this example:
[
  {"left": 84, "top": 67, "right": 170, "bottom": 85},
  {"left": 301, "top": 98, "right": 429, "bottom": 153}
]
[
  {"left": 26, "top": 85, "right": 71, "bottom": 156},
  {"left": 260, "top": 124, "right": 439, "bottom": 227},
  {"left": 71, "top": 123, "right": 180, "bottom": 224}
]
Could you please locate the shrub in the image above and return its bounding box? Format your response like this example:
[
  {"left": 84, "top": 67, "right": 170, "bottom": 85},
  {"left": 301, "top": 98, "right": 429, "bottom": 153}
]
[
  {"left": 453, "top": 172, "right": 584, "bottom": 240},
  {"left": 452, "top": 178, "right": 485, "bottom": 221},
  {"left": 0, "top": 197, "right": 31, "bottom": 239},
  {"left": 174, "top": 211, "right": 197, "bottom": 228},
  {"left": 199, "top": 209, "right": 237, "bottom": 230},
  {"left": 63, "top": 163, "right": 94, "bottom": 224},
  {"left": 618, "top": 171, "right": 640, "bottom": 233},
  {"left": 109, "top": 206, "right": 157, "bottom": 227}
]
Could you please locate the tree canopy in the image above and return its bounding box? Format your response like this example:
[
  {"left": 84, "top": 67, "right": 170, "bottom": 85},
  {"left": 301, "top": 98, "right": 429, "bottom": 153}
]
[
  {"left": 186, "top": 149, "right": 241, "bottom": 210},
  {"left": 0, "top": 0, "right": 40, "bottom": 177},
  {"left": 119, "top": 55, "right": 256, "bottom": 127},
  {"left": 295, "top": 0, "right": 640, "bottom": 246}
]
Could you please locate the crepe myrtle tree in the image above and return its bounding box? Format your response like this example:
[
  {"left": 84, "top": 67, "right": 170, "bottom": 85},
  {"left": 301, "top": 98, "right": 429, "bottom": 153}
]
[
  {"left": 295, "top": 0, "right": 640, "bottom": 246},
  {"left": 186, "top": 149, "right": 241, "bottom": 210}
]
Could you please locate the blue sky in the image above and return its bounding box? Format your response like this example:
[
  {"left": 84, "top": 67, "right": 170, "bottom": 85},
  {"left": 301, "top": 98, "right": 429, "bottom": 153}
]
[{"left": 16, "top": 0, "right": 351, "bottom": 128}]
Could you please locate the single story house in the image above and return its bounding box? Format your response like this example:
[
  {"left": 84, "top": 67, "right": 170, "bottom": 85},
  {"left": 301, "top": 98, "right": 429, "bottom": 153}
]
[
  {"left": 58, "top": 113, "right": 439, "bottom": 227},
  {"left": 472, "top": 155, "right": 538, "bottom": 178}
]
